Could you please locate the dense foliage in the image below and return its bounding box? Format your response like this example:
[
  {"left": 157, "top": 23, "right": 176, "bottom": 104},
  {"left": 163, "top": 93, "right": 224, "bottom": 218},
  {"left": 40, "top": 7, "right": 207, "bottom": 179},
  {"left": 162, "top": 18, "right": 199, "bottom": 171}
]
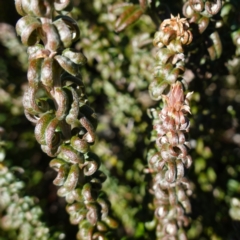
[{"left": 1, "top": 0, "right": 240, "bottom": 239}]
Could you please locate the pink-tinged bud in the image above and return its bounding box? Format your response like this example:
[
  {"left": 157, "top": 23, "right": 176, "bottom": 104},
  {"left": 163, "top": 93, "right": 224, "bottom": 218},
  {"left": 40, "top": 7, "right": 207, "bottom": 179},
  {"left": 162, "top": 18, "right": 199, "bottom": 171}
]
[{"left": 167, "top": 82, "right": 184, "bottom": 111}]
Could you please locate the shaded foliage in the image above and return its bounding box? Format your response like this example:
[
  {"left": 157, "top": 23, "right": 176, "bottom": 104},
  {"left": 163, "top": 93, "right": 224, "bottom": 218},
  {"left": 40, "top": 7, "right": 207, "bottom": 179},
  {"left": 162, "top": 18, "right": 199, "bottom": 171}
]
[{"left": 0, "top": 0, "right": 240, "bottom": 239}]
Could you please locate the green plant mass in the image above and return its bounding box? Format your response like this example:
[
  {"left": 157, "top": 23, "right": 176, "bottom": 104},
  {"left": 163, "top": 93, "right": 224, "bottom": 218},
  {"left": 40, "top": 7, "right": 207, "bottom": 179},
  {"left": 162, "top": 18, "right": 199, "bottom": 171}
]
[{"left": 0, "top": 0, "right": 240, "bottom": 239}]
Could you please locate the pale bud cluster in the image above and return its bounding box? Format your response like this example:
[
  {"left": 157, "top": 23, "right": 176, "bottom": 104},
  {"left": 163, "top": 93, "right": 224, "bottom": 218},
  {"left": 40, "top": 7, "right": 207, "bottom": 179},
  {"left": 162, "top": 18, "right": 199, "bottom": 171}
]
[{"left": 148, "top": 15, "right": 193, "bottom": 239}]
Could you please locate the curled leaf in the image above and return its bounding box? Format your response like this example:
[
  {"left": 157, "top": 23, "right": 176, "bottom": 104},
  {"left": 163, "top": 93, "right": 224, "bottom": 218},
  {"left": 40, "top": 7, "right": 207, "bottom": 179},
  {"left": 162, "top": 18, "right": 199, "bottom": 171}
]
[
  {"left": 16, "top": 15, "right": 41, "bottom": 46},
  {"left": 80, "top": 116, "right": 96, "bottom": 143},
  {"left": 62, "top": 49, "right": 87, "bottom": 65},
  {"left": 63, "top": 164, "right": 80, "bottom": 192},
  {"left": 54, "top": 16, "right": 80, "bottom": 44},
  {"left": 41, "top": 57, "right": 59, "bottom": 87},
  {"left": 15, "top": 0, "right": 28, "bottom": 16},
  {"left": 58, "top": 145, "right": 84, "bottom": 164},
  {"left": 54, "top": 55, "right": 79, "bottom": 76},
  {"left": 68, "top": 204, "right": 87, "bottom": 225},
  {"left": 77, "top": 220, "right": 94, "bottom": 239},
  {"left": 50, "top": 158, "right": 68, "bottom": 171},
  {"left": 54, "top": 0, "right": 73, "bottom": 12},
  {"left": 83, "top": 159, "right": 99, "bottom": 176},
  {"left": 52, "top": 164, "right": 69, "bottom": 186},
  {"left": 71, "top": 136, "right": 89, "bottom": 154},
  {"left": 189, "top": 0, "right": 204, "bottom": 12},
  {"left": 54, "top": 87, "right": 69, "bottom": 120},
  {"left": 28, "top": 44, "right": 49, "bottom": 60},
  {"left": 35, "top": 113, "right": 55, "bottom": 145},
  {"left": 45, "top": 117, "right": 61, "bottom": 149},
  {"left": 41, "top": 23, "right": 61, "bottom": 51},
  {"left": 205, "top": 0, "right": 222, "bottom": 15},
  {"left": 65, "top": 87, "right": 80, "bottom": 128},
  {"left": 31, "top": 0, "right": 51, "bottom": 17},
  {"left": 22, "top": 86, "right": 41, "bottom": 115}
]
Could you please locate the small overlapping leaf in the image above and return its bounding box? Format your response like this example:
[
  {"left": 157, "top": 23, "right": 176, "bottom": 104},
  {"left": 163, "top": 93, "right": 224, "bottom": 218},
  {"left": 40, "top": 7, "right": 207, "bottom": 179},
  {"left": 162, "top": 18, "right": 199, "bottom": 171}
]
[
  {"left": 115, "top": 5, "right": 144, "bottom": 32},
  {"left": 207, "top": 31, "right": 222, "bottom": 60}
]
